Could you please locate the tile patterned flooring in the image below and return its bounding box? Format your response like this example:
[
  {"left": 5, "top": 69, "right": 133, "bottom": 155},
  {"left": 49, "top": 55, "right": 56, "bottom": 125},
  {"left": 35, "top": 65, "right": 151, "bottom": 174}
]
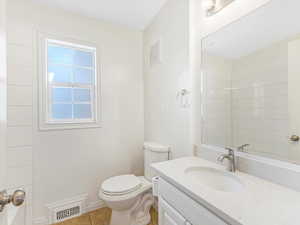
[{"left": 54, "top": 207, "right": 158, "bottom": 225}]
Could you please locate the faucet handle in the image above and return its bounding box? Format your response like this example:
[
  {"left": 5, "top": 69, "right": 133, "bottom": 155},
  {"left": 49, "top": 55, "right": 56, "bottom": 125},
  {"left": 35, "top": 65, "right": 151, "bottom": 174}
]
[
  {"left": 225, "top": 147, "right": 234, "bottom": 154},
  {"left": 217, "top": 154, "right": 224, "bottom": 162},
  {"left": 237, "top": 144, "right": 250, "bottom": 152}
]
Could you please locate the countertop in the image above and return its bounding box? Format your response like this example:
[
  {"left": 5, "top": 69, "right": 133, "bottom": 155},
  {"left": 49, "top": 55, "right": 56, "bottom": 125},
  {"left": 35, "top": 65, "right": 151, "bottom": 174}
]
[{"left": 151, "top": 157, "right": 300, "bottom": 225}]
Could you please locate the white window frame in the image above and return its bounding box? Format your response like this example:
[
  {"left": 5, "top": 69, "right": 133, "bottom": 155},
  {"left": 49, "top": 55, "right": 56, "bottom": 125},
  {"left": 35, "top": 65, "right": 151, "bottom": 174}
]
[{"left": 38, "top": 32, "right": 101, "bottom": 130}]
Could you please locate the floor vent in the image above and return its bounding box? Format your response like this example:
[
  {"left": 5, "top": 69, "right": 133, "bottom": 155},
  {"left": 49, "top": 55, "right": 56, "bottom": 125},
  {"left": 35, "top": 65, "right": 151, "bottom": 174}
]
[
  {"left": 46, "top": 194, "right": 88, "bottom": 224},
  {"left": 56, "top": 205, "right": 80, "bottom": 221}
]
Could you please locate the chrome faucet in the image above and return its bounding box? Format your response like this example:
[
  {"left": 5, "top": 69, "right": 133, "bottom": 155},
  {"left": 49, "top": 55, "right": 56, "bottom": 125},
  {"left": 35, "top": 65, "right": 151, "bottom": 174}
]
[{"left": 217, "top": 148, "right": 236, "bottom": 172}]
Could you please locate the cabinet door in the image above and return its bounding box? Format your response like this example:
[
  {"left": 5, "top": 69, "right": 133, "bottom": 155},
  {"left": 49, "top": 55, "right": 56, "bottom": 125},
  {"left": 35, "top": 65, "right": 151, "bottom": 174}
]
[
  {"left": 159, "top": 197, "right": 186, "bottom": 225},
  {"left": 159, "top": 178, "right": 228, "bottom": 225}
]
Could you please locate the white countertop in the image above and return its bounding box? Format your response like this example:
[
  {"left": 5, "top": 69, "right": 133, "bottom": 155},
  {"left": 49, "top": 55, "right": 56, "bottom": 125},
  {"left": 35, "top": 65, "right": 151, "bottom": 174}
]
[{"left": 152, "top": 157, "right": 300, "bottom": 225}]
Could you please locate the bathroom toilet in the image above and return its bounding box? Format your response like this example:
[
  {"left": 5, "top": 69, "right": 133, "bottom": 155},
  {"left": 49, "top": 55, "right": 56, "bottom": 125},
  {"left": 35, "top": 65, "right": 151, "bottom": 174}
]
[{"left": 99, "top": 142, "right": 170, "bottom": 225}]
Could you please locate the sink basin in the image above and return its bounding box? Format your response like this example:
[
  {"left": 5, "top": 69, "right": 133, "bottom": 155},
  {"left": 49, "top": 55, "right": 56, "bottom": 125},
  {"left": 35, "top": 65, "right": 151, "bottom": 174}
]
[{"left": 184, "top": 167, "right": 245, "bottom": 192}]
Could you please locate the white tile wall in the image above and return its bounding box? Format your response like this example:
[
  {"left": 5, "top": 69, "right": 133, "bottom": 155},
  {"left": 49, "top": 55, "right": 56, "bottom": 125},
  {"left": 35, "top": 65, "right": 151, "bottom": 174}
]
[
  {"left": 7, "top": 67, "right": 33, "bottom": 86},
  {"left": 202, "top": 53, "right": 232, "bottom": 147},
  {"left": 7, "top": 166, "right": 33, "bottom": 188},
  {"left": 7, "top": 85, "right": 33, "bottom": 106},
  {"left": 7, "top": 147, "right": 33, "bottom": 167},
  {"left": 202, "top": 40, "right": 291, "bottom": 161},
  {"left": 7, "top": 1, "right": 144, "bottom": 223},
  {"left": 7, "top": 23, "right": 33, "bottom": 46},
  {"left": 231, "top": 41, "right": 289, "bottom": 160},
  {"left": 7, "top": 127, "right": 33, "bottom": 147},
  {"left": 8, "top": 106, "right": 33, "bottom": 126},
  {"left": 6, "top": 12, "right": 33, "bottom": 225},
  {"left": 7, "top": 44, "right": 33, "bottom": 68}
]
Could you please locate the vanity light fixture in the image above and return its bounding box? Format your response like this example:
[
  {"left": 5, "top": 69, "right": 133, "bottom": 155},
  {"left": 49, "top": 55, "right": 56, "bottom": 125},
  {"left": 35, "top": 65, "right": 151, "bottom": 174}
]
[
  {"left": 202, "top": 0, "right": 216, "bottom": 12},
  {"left": 203, "top": 0, "right": 235, "bottom": 17}
]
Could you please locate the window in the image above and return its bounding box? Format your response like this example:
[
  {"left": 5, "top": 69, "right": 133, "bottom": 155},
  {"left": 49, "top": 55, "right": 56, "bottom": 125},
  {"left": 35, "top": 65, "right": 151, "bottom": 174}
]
[{"left": 39, "top": 34, "right": 100, "bottom": 130}]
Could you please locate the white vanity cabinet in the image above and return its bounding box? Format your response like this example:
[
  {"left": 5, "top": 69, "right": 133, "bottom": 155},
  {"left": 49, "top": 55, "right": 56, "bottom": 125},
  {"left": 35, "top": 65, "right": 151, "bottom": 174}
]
[
  {"left": 159, "top": 197, "right": 187, "bottom": 225},
  {"left": 158, "top": 178, "right": 229, "bottom": 225}
]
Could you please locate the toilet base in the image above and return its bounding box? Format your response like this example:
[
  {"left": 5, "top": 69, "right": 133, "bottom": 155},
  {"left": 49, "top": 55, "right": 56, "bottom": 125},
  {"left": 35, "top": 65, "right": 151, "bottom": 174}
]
[{"left": 110, "top": 192, "right": 153, "bottom": 225}]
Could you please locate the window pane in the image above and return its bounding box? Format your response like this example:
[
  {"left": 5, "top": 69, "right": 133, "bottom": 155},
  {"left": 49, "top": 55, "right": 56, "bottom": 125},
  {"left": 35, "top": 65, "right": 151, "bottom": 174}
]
[
  {"left": 52, "top": 87, "right": 72, "bottom": 102},
  {"left": 52, "top": 104, "right": 72, "bottom": 119},
  {"left": 74, "top": 68, "right": 94, "bottom": 84},
  {"left": 74, "top": 88, "right": 91, "bottom": 102},
  {"left": 74, "top": 104, "right": 92, "bottom": 119},
  {"left": 48, "top": 45, "right": 74, "bottom": 65},
  {"left": 48, "top": 64, "right": 72, "bottom": 83},
  {"left": 74, "top": 50, "right": 94, "bottom": 67}
]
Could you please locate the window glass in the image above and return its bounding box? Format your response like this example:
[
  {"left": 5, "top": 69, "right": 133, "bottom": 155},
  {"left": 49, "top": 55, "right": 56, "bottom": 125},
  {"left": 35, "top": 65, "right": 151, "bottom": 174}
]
[
  {"left": 52, "top": 87, "right": 72, "bottom": 102},
  {"left": 52, "top": 104, "right": 72, "bottom": 119},
  {"left": 74, "top": 104, "right": 92, "bottom": 119},
  {"left": 45, "top": 39, "right": 97, "bottom": 124},
  {"left": 48, "top": 64, "right": 72, "bottom": 83},
  {"left": 48, "top": 45, "right": 74, "bottom": 65},
  {"left": 74, "top": 68, "right": 94, "bottom": 84},
  {"left": 74, "top": 88, "right": 91, "bottom": 102},
  {"left": 74, "top": 50, "right": 94, "bottom": 67}
]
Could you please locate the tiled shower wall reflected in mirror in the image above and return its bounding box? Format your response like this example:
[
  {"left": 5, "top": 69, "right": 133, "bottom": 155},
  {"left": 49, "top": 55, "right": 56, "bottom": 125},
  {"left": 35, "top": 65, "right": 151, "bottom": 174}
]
[{"left": 202, "top": 39, "right": 290, "bottom": 162}]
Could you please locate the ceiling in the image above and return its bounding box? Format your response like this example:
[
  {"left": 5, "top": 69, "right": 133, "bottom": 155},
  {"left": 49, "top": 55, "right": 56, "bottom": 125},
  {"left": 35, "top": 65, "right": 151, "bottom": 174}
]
[
  {"left": 203, "top": 0, "right": 300, "bottom": 59},
  {"left": 31, "top": 0, "right": 168, "bottom": 30}
]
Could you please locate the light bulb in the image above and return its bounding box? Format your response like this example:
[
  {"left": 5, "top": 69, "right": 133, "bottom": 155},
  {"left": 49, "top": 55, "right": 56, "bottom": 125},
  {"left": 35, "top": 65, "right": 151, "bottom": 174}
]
[{"left": 202, "top": 0, "right": 215, "bottom": 11}]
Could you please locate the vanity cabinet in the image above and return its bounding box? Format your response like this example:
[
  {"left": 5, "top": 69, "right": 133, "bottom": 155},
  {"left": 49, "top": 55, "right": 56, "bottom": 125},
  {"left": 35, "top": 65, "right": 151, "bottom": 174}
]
[
  {"left": 158, "top": 178, "right": 228, "bottom": 225},
  {"left": 159, "top": 197, "right": 188, "bottom": 225}
]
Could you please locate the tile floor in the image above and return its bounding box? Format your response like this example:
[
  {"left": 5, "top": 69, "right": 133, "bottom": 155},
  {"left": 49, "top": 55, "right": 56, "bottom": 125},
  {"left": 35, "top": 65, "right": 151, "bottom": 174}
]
[{"left": 54, "top": 207, "right": 158, "bottom": 225}]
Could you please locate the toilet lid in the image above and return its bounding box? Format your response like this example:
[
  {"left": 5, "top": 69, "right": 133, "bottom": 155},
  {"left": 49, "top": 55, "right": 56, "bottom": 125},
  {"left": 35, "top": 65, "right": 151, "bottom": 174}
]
[{"left": 102, "top": 175, "right": 142, "bottom": 196}]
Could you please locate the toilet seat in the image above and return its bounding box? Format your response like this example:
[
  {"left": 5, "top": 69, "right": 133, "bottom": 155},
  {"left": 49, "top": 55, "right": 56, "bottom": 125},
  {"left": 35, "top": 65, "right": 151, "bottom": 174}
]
[
  {"left": 99, "top": 176, "right": 152, "bottom": 202},
  {"left": 101, "top": 175, "right": 142, "bottom": 196}
]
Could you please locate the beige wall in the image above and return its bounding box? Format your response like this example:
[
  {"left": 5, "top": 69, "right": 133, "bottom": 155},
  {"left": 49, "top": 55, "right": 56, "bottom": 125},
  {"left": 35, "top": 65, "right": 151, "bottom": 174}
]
[
  {"left": 143, "top": 0, "right": 191, "bottom": 159},
  {"left": 7, "top": 0, "right": 144, "bottom": 223}
]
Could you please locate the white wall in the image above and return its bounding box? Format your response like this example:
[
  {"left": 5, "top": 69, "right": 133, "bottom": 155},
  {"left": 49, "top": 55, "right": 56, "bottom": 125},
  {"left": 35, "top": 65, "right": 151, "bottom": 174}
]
[
  {"left": 143, "top": 0, "right": 191, "bottom": 159},
  {"left": 7, "top": 0, "right": 144, "bottom": 223}
]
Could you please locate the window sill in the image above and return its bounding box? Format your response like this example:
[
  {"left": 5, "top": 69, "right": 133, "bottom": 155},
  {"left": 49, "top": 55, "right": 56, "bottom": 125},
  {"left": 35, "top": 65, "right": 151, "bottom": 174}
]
[{"left": 39, "top": 121, "right": 101, "bottom": 131}]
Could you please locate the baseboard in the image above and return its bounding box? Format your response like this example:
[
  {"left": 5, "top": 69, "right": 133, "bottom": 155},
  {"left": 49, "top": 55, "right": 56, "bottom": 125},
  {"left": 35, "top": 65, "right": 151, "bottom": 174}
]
[
  {"left": 86, "top": 199, "right": 106, "bottom": 212},
  {"left": 33, "top": 217, "right": 48, "bottom": 225},
  {"left": 33, "top": 198, "right": 106, "bottom": 225}
]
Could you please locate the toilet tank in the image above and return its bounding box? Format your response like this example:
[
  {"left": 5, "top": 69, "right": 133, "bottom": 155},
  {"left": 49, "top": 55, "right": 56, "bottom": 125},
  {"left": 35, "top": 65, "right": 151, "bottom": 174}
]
[{"left": 144, "top": 142, "right": 170, "bottom": 181}]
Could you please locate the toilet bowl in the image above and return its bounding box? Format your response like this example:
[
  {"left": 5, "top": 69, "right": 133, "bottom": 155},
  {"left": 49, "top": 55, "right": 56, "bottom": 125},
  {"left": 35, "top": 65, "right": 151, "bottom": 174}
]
[
  {"left": 99, "top": 176, "right": 153, "bottom": 225},
  {"left": 99, "top": 142, "right": 170, "bottom": 225}
]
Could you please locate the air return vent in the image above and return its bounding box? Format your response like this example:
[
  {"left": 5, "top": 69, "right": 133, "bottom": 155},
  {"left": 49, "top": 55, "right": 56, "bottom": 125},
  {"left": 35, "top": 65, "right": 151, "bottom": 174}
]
[
  {"left": 149, "top": 39, "right": 162, "bottom": 67},
  {"left": 56, "top": 206, "right": 80, "bottom": 221},
  {"left": 46, "top": 194, "right": 88, "bottom": 224}
]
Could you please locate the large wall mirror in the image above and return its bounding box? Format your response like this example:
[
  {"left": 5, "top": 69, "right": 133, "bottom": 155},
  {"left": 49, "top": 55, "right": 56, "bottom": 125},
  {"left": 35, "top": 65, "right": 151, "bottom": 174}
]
[{"left": 201, "top": 0, "right": 300, "bottom": 164}]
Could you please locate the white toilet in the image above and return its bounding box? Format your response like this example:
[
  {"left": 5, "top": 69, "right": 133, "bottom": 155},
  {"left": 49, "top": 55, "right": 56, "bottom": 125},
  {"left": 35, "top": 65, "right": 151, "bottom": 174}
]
[{"left": 99, "top": 142, "right": 170, "bottom": 225}]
